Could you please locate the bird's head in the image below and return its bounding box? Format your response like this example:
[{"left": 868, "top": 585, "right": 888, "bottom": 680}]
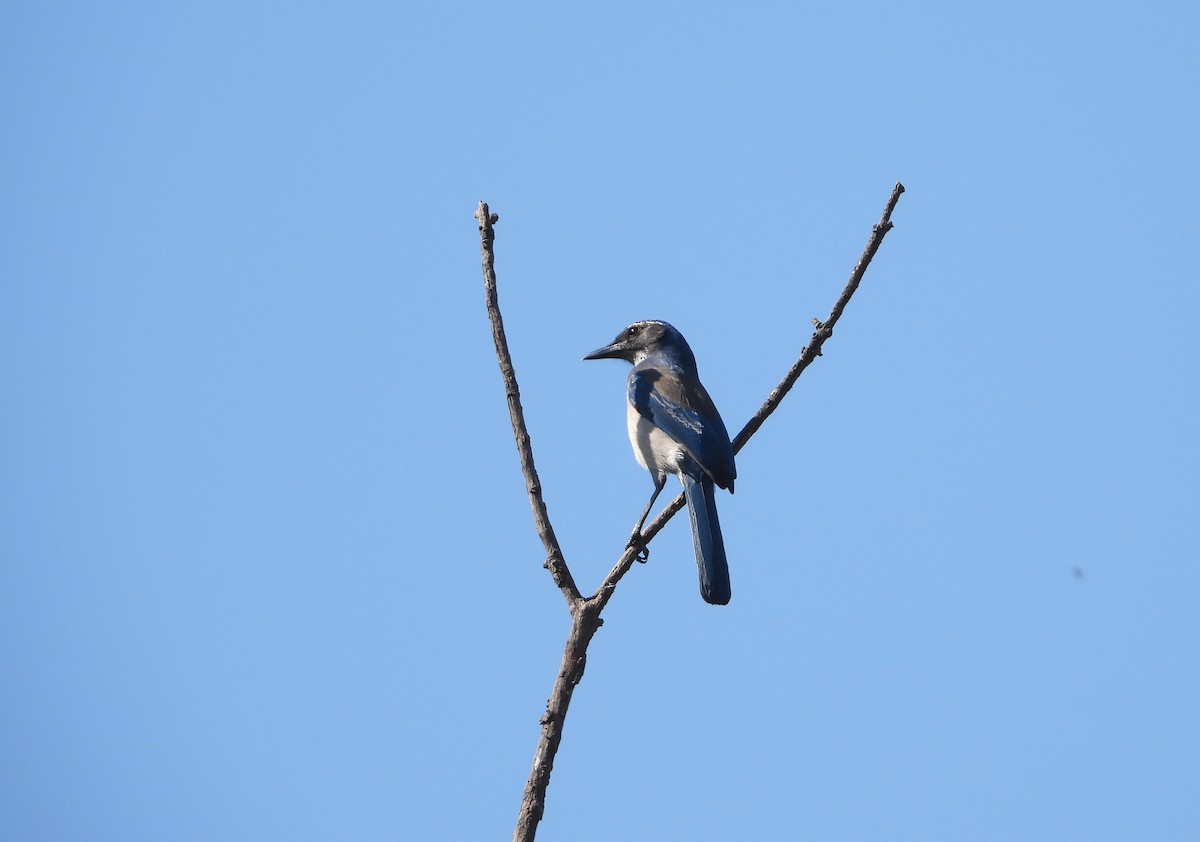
[{"left": 583, "top": 320, "right": 694, "bottom": 367}]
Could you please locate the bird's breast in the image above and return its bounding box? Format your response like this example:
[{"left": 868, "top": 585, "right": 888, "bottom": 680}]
[{"left": 626, "top": 401, "right": 684, "bottom": 477}]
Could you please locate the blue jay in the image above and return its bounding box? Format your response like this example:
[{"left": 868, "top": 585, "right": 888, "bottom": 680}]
[{"left": 584, "top": 320, "right": 736, "bottom": 605}]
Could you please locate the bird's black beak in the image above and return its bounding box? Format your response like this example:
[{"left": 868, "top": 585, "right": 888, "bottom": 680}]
[{"left": 583, "top": 342, "right": 623, "bottom": 361}]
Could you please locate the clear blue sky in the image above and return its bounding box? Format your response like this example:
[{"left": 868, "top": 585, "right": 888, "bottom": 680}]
[{"left": 3, "top": 2, "right": 1197, "bottom": 840}]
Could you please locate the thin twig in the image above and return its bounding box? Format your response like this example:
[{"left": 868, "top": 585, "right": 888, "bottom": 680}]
[
  {"left": 734, "top": 181, "right": 905, "bottom": 449},
  {"left": 476, "top": 202, "right": 580, "bottom": 608}
]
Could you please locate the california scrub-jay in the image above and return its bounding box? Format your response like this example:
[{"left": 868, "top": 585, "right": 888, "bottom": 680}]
[{"left": 584, "top": 320, "right": 736, "bottom": 605}]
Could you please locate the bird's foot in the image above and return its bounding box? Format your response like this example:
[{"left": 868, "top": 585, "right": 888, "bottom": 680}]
[{"left": 626, "top": 531, "right": 651, "bottom": 563}]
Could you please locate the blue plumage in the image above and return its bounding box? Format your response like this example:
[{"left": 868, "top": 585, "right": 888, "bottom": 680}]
[{"left": 585, "top": 320, "right": 736, "bottom": 605}]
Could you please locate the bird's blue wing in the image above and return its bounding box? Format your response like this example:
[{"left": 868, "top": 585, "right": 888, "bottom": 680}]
[{"left": 629, "top": 366, "right": 736, "bottom": 490}]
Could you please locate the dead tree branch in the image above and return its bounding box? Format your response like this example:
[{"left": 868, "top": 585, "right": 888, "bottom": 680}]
[
  {"left": 478, "top": 183, "right": 905, "bottom": 842},
  {"left": 476, "top": 204, "right": 580, "bottom": 609}
]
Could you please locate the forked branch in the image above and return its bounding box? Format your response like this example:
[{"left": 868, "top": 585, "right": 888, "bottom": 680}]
[{"left": 478, "top": 183, "right": 905, "bottom": 842}]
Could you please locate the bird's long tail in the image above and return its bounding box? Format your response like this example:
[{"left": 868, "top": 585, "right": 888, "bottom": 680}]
[{"left": 682, "top": 470, "right": 731, "bottom": 605}]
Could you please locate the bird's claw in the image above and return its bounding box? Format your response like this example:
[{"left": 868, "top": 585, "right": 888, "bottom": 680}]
[{"left": 627, "top": 532, "right": 651, "bottom": 563}]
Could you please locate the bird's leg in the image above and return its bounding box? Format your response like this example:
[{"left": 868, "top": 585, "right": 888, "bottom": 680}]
[{"left": 628, "top": 475, "right": 666, "bottom": 562}]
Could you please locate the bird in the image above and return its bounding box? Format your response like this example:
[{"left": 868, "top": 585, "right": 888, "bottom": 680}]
[{"left": 584, "top": 320, "right": 736, "bottom": 605}]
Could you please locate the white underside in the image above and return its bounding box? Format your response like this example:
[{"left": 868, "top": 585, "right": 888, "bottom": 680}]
[{"left": 627, "top": 401, "right": 685, "bottom": 478}]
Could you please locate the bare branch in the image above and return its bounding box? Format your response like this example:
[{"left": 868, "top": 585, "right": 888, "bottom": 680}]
[
  {"left": 476, "top": 202, "right": 580, "bottom": 608},
  {"left": 489, "top": 183, "right": 905, "bottom": 840},
  {"left": 590, "top": 182, "right": 905, "bottom": 610},
  {"left": 734, "top": 181, "right": 905, "bottom": 449}
]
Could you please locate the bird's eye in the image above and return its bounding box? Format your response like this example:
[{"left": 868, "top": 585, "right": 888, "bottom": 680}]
[{"left": 627, "top": 326, "right": 638, "bottom": 336}]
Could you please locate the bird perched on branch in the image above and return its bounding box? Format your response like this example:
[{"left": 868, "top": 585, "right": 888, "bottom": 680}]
[{"left": 584, "top": 320, "right": 736, "bottom": 605}]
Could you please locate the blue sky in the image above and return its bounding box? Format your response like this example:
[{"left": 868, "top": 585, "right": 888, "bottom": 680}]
[{"left": 2, "top": 2, "right": 1197, "bottom": 840}]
